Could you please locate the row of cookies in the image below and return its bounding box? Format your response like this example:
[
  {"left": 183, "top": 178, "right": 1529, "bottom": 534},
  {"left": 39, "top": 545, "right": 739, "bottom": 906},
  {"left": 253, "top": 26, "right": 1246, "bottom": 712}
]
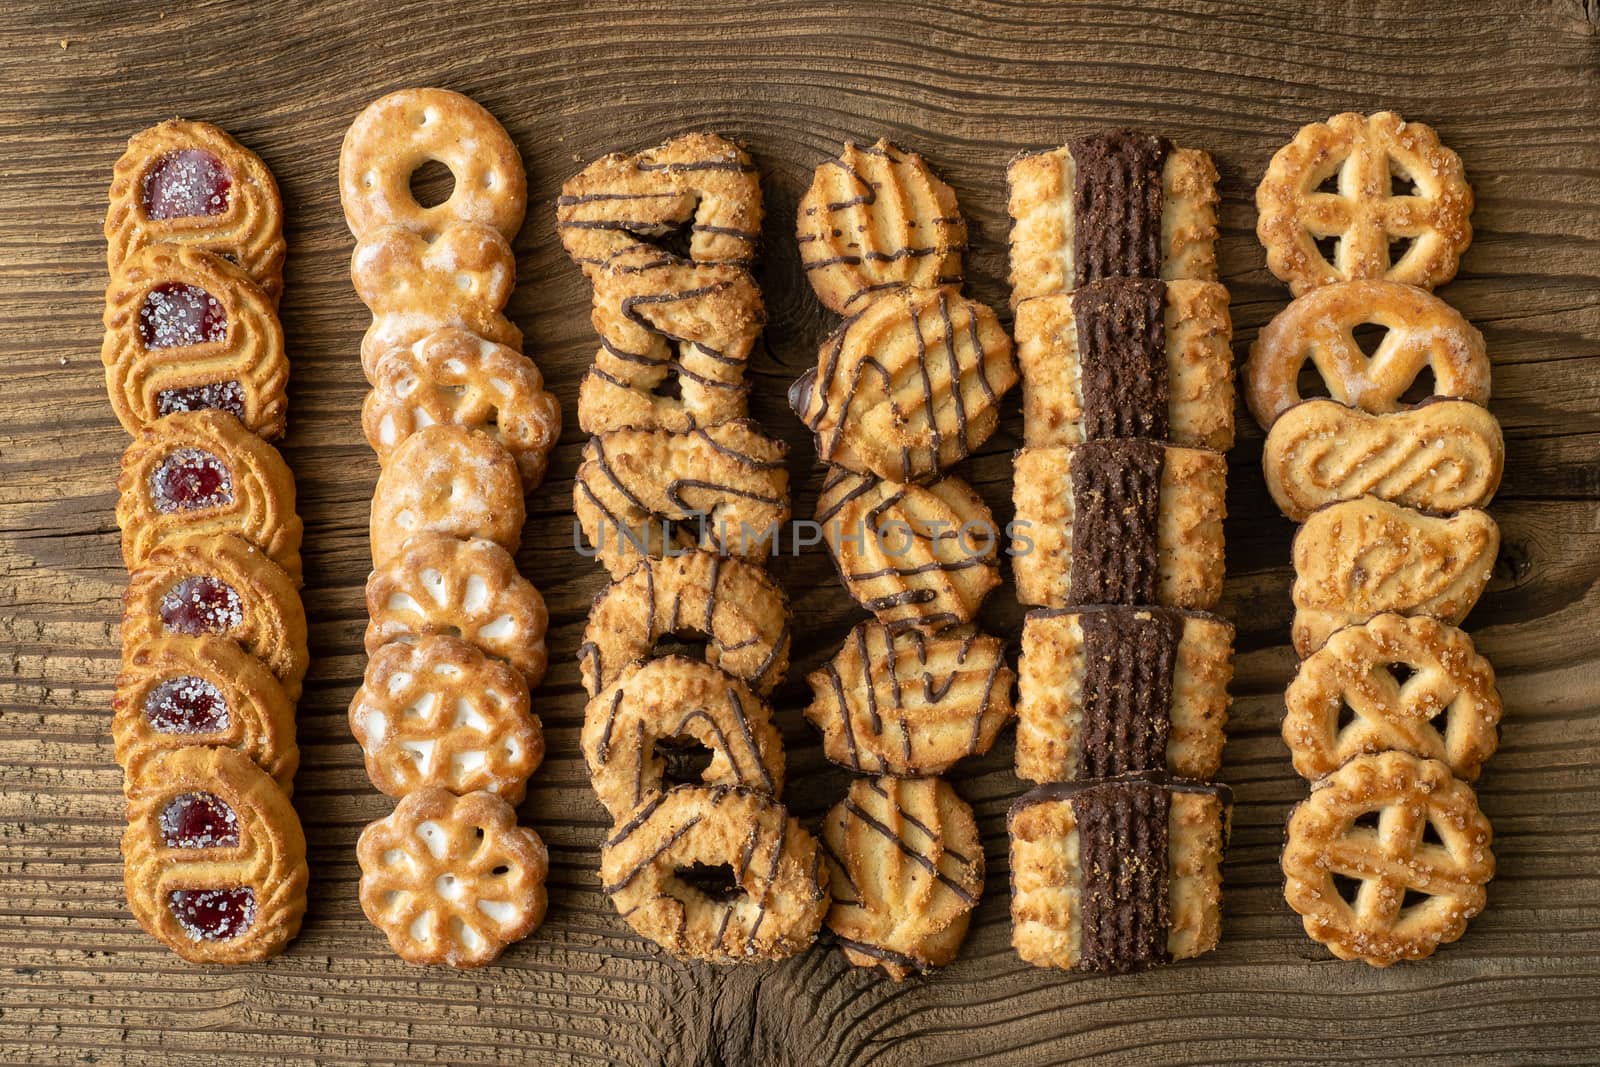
[
  {"left": 792, "top": 140, "right": 1019, "bottom": 978},
  {"left": 558, "top": 135, "right": 829, "bottom": 961},
  {"left": 338, "top": 88, "right": 560, "bottom": 967},
  {"left": 1004, "top": 130, "right": 1237, "bottom": 973},
  {"left": 104, "top": 121, "right": 310, "bottom": 963},
  {"left": 1249, "top": 112, "right": 1500, "bottom": 966}
]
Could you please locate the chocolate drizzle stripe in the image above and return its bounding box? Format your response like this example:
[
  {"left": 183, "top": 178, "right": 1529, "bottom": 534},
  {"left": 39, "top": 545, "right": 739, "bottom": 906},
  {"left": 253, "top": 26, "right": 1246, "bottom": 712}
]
[
  {"left": 863, "top": 778, "right": 973, "bottom": 866},
  {"left": 842, "top": 799, "right": 976, "bottom": 905},
  {"left": 1067, "top": 129, "right": 1172, "bottom": 286},
  {"left": 601, "top": 811, "right": 703, "bottom": 895},
  {"left": 856, "top": 625, "right": 882, "bottom": 734},
  {"left": 833, "top": 935, "right": 930, "bottom": 973},
  {"left": 825, "top": 661, "right": 863, "bottom": 771}
]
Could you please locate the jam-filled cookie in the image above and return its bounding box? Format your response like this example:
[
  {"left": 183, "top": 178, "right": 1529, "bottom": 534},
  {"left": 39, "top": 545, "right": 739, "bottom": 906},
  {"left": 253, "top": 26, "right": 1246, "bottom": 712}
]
[{"left": 368, "top": 424, "right": 525, "bottom": 566}]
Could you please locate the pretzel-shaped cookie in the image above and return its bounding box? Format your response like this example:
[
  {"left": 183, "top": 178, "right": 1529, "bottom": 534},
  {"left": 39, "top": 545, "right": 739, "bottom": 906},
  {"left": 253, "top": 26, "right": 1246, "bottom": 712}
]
[
  {"left": 1257, "top": 111, "right": 1473, "bottom": 296},
  {"left": 368, "top": 425, "right": 525, "bottom": 566},
  {"left": 1282, "top": 750, "right": 1494, "bottom": 966},
  {"left": 357, "top": 788, "right": 549, "bottom": 967},
  {"left": 1245, "top": 279, "right": 1488, "bottom": 431},
  {"left": 339, "top": 88, "right": 526, "bottom": 242}
]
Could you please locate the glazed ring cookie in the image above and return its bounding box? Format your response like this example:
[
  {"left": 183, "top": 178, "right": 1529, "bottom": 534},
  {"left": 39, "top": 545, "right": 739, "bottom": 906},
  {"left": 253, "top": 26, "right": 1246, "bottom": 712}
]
[
  {"left": 582, "top": 656, "right": 785, "bottom": 822},
  {"left": 351, "top": 222, "right": 521, "bottom": 381},
  {"left": 1009, "top": 775, "right": 1231, "bottom": 973},
  {"left": 574, "top": 421, "right": 790, "bottom": 579},
  {"left": 350, "top": 636, "right": 544, "bottom": 803},
  {"left": 1282, "top": 751, "right": 1493, "bottom": 966},
  {"left": 102, "top": 244, "right": 287, "bottom": 440},
  {"left": 795, "top": 138, "right": 967, "bottom": 315},
  {"left": 106, "top": 119, "right": 286, "bottom": 301},
  {"left": 122, "top": 746, "right": 308, "bottom": 964},
  {"left": 363, "top": 328, "right": 561, "bottom": 490},
  {"left": 579, "top": 246, "right": 764, "bottom": 433},
  {"left": 357, "top": 787, "right": 549, "bottom": 968},
  {"left": 116, "top": 409, "right": 302, "bottom": 583},
  {"left": 557, "top": 132, "right": 762, "bottom": 277},
  {"left": 1244, "top": 279, "right": 1488, "bottom": 431},
  {"left": 1015, "top": 278, "right": 1234, "bottom": 451},
  {"left": 368, "top": 424, "right": 525, "bottom": 567},
  {"left": 578, "top": 550, "right": 791, "bottom": 698},
  {"left": 365, "top": 533, "right": 549, "bottom": 687},
  {"left": 1290, "top": 497, "right": 1499, "bottom": 656},
  {"left": 1007, "top": 132, "right": 1220, "bottom": 303},
  {"left": 1016, "top": 606, "right": 1233, "bottom": 784},
  {"left": 1256, "top": 111, "right": 1473, "bottom": 296},
  {"left": 823, "top": 776, "right": 983, "bottom": 980},
  {"left": 803, "top": 622, "right": 1014, "bottom": 777},
  {"left": 122, "top": 532, "right": 308, "bottom": 700},
  {"left": 1263, "top": 398, "right": 1504, "bottom": 522},
  {"left": 339, "top": 88, "right": 526, "bottom": 242},
  {"left": 791, "top": 286, "right": 1017, "bottom": 484},
  {"left": 1012, "top": 441, "right": 1227, "bottom": 611},
  {"left": 1284, "top": 613, "right": 1501, "bottom": 781},
  {"left": 600, "top": 785, "right": 828, "bottom": 962},
  {"left": 113, "top": 636, "right": 298, "bottom": 793},
  {"left": 816, "top": 467, "right": 1000, "bottom": 633}
]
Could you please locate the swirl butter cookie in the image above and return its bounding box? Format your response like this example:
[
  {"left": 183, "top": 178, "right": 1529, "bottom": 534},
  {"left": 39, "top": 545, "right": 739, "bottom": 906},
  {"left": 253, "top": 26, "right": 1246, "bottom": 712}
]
[
  {"left": 1016, "top": 278, "right": 1234, "bottom": 451},
  {"left": 368, "top": 425, "right": 525, "bottom": 567},
  {"left": 102, "top": 244, "right": 287, "bottom": 440},
  {"left": 795, "top": 139, "right": 966, "bottom": 314},
  {"left": 791, "top": 286, "right": 1017, "bottom": 484},
  {"left": 823, "top": 776, "right": 983, "bottom": 980},
  {"left": 116, "top": 409, "right": 301, "bottom": 583},
  {"left": 1012, "top": 441, "right": 1226, "bottom": 610},
  {"left": 803, "top": 622, "right": 1014, "bottom": 777},
  {"left": 1007, "top": 131, "right": 1219, "bottom": 303},
  {"left": 122, "top": 746, "right": 308, "bottom": 964},
  {"left": 1016, "top": 607, "right": 1232, "bottom": 783}
]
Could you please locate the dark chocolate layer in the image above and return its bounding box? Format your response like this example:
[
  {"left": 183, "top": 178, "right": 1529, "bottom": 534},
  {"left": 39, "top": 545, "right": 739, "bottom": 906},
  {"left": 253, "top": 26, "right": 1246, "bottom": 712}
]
[
  {"left": 1067, "top": 439, "right": 1165, "bottom": 604},
  {"left": 1075, "top": 779, "right": 1170, "bottom": 972},
  {"left": 1068, "top": 129, "right": 1171, "bottom": 286},
  {"left": 1071, "top": 278, "right": 1169, "bottom": 440},
  {"left": 1079, "top": 607, "right": 1181, "bottom": 777}
]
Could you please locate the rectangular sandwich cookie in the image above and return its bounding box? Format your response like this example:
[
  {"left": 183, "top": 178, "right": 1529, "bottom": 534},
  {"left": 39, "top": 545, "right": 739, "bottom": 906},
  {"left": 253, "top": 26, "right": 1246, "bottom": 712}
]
[
  {"left": 1009, "top": 775, "right": 1231, "bottom": 973},
  {"left": 1016, "top": 606, "right": 1233, "bottom": 783},
  {"left": 1011, "top": 441, "right": 1226, "bottom": 611}
]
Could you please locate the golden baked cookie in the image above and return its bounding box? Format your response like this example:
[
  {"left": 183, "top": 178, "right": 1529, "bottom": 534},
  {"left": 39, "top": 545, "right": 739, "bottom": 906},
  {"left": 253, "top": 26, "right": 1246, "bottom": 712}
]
[
  {"left": 803, "top": 622, "right": 1014, "bottom": 777},
  {"left": 122, "top": 746, "right": 307, "bottom": 964},
  {"left": 600, "top": 785, "right": 827, "bottom": 962},
  {"left": 351, "top": 222, "right": 522, "bottom": 382},
  {"left": 558, "top": 132, "right": 762, "bottom": 277},
  {"left": 1282, "top": 750, "right": 1493, "bottom": 966},
  {"left": 1263, "top": 398, "right": 1504, "bottom": 521},
  {"left": 795, "top": 138, "right": 966, "bottom": 314},
  {"left": 1009, "top": 775, "right": 1230, "bottom": 973},
  {"left": 574, "top": 421, "right": 789, "bottom": 579},
  {"left": 1256, "top": 111, "right": 1473, "bottom": 296},
  {"left": 816, "top": 467, "right": 1000, "bottom": 633},
  {"left": 579, "top": 246, "right": 764, "bottom": 433},
  {"left": 578, "top": 550, "right": 790, "bottom": 698},
  {"left": 1012, "top": 442, "right": 1227, "bottom": 610},
  {"left": 791, "top": 285, "right": 1016, "bottom": 483},
  {"left": 339, "top": 87, "right": 526, "bottom": 242},
  {"left": 1007, "top": 132, "right": 1219, "bottom": 303},
  {"left": 1290, "top": 497, "right": 1498, "bottom": 656},
  {"left": 364, "top": 328, "right": 561, "bottom": 490},
  {"left": 122, "top": 532, "right": 308, "bottom": 700},
  {"left": 1015, "top": 278, "right": 1234, "bottom": 451},
  {"left": 102, "top": 244, "right": 287, "bottom": 440},
  {"left": 1284, "top": 613, "right": 1500, "bottom": 781},
  {"left": 349, "top": 636, "right": 543, "bottom": 803},
  {"left": 368, "top": 424, "right": 525, "bottom": 567},
  {"left": 113, "top": 636, "right": 298, "bottom": 793},
  {"left": 106, "top": 119, "right": 286, "bottom": 301},
  {"left": 582, "top": 656, "right": 785, "bottom": 821},
  {"left": 116, "top": 409, "right": 302, "bottom": 583},
  {"left": 357, "top": 787, "right": 549, "bottom": 967},
  {"left": 823, "top": 776, "right": 983, "bottom": 981},
  {"left": 365, "top": 533, "right": 549, "bottom": 688},
  {"left": 1016, "top": 607, "right": 1232, "bottom": 784},
  {"left": 1244, "top": 279, "right": 1489, "bottom": 431}
]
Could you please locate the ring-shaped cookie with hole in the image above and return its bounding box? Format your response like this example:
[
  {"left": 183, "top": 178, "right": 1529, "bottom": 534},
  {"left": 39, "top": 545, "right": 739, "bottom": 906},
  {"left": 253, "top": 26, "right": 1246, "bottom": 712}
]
[{"left": 368, "top": 425, "right": 525, "bottom": 567}]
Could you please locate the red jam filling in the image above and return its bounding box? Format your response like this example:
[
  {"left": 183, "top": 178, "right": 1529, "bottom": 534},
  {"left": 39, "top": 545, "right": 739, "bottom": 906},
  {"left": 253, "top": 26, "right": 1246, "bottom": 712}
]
[
  {"left": 150, "top": 447, "right": 233, "bottom": 513},
  {"left": 158, "top": 576, "right": 243, "bottom": 635},
  {"left": 155, "top": 380, "right": 246, "bottom": 420},
  {"left": 160, "top": 791, "right": 240, "bottom": 849},
  {"left": 168, "top": 887, "right": 256, "bottom": 941},
  {"left": 144, "top": 675, "right": 229, "bottom": 734},
  {"left": 139, "top": 283, "right": 227, "bottom": 350},
  {"left": 141, "top": 149, "right": 232, "bottom": 220}
]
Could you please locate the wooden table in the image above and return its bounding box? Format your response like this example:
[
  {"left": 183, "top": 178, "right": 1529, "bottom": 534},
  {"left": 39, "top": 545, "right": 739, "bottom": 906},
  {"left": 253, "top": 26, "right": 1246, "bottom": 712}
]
[{"left": 2, "top": 1, "right": 1597, "bottom": 1063}]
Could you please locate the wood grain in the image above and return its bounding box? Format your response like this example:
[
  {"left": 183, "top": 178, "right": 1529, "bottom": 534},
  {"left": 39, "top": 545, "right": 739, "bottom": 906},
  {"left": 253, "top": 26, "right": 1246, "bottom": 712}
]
[{"left": 1, "top": 0, "right": 1598, "bottom": 1063}]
